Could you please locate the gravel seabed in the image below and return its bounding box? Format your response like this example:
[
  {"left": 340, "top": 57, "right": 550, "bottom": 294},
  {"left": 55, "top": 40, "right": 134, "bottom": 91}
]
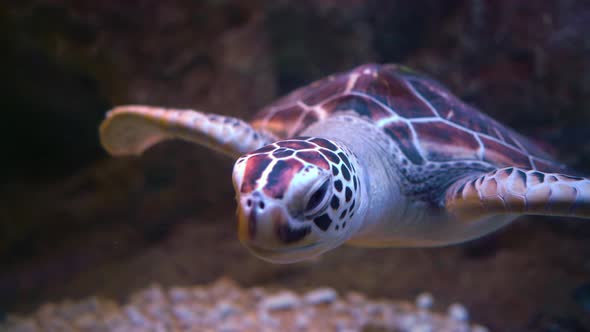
[{"left": 2, "top": 278, "right": 489, "bottom": 332}]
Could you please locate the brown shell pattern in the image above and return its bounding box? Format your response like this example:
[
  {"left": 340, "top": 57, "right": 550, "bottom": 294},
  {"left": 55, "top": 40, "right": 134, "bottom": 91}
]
[{"left": 251, "top": 64, "right": 564, "bottom": 172}]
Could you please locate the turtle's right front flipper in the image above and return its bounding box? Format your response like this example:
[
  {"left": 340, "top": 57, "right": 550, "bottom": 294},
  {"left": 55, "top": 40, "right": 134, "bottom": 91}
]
[
  {"left": 99, "top": 105, "right": 276, "bottom": 158},
  {"left": 445, "top": 167, "right": 590, "bottom": 221}
]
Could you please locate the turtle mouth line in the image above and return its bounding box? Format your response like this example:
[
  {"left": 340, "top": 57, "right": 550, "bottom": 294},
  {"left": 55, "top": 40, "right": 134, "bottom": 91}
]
[{"left": 245, "top": 242, "right": 322, "bottom": 263}]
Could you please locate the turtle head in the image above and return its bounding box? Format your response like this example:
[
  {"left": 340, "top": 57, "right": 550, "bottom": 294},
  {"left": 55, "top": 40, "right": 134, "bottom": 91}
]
[{"left": 232, "top": 137, "right": 362, "bottom": 263}]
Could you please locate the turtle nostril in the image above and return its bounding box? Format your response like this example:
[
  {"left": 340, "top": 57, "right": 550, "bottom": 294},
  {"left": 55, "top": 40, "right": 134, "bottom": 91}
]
[{"left": 259, "top": 201, "right": 265, "bottom": 209}]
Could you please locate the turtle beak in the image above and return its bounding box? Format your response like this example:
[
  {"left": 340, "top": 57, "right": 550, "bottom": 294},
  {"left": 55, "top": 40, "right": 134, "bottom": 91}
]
[
  {"left": 237, "top": 193, "right": 306, "bottom": 245},
  {"left": 237, "top": 202, "right": 254, "bottom": 243},
  {"left": 237, "top": 192, "right": 270, "bottom": 244}
]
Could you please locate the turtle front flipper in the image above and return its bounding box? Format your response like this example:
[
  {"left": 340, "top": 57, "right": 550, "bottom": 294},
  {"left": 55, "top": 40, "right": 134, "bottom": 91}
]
[
  {"left": 99, "top": 105, "right": 276, "bottom": 158},
  {"left": 445, "top": 167, "right": 590, "bottom": 221}
]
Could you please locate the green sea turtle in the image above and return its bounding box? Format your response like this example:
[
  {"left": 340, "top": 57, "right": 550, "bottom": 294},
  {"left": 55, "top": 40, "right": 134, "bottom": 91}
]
[{"left": 99, "top": 64, "right": 590, "bottom": 263}]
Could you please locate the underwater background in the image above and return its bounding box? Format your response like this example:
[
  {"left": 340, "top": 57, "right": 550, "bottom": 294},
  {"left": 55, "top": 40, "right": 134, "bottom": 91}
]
[{"left": 1, "top": 0, "right": 590, "bottom": 331}]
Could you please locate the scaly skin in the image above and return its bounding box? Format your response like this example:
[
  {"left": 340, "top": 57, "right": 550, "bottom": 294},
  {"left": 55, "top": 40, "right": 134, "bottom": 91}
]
[
  {"left": 98, "top": 63, "right": 590, "bottom": 264},
  {"left": 100, "top": 105, "right": 276, "bottom": 158},
  {"left": 232, "top": 136, "right": 362, "bottom": 263}
]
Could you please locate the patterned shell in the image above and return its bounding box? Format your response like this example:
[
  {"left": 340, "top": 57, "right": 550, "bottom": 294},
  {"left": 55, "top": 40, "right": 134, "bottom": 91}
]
[{"left": 251, "top": 64, "right": 564, "bottom": 172}]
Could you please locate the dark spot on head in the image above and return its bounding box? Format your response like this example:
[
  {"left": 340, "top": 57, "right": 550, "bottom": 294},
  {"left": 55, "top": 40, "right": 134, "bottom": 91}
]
[
  {"left": 341, "top": 165, "right": 351, "bottom": 181},
  {"left": 531, "top": 171, "right": 545, "bottom": 183},
  {"left": 247, "top": 199, "right": 252, "bottom": 207},
  {"left": 339, "top": 210, "right": 347, "bottom": 219},
  {"left": 277, "top": 224, "right": 311, "bottom": 243},
  {"left": 332, "top": 165, "right": 339, "bottom": 176},
  {"left": 516, "top": 170, "right": 527, "bottom": 183},
  {"left": 338, "top": 152, "right": 351, "bottom": 169},
  {"left": 310, "top": 138, "right": 338, "bottom": 151},
  {"left": 305, "top": 179, "right": 330, "bottom": 212},
  {"left": 263, "top": 159, "right": 304, "bottom": 199},
  {"left": 477, "top": 176, "right": 484, "bottom": 186},
  {"left": 335, "top": 225, "right": 339, "bottom": 230},
  {"left": 319, "top": 149, "right": 340, "bottom": 163},
  {"left": 296, "top": 150, "right": 330, "bottom": 170},
  {"left": 562, "top": 174, "right": 584, "bottom": 181},
  {"left": 273, "top": 148, "right": 295, "bottom": 158},
  {"left": 343, "top": 221, "right": 347, "bottom": 228},
  {"left": 334, "top": 180, "right": 343, "bottom": 192},
  {"left": 345, "top": 187, "right": 352, "bottom": 202},
  {"left": 241, "top": 154, "right": 272, "bottom": 193},
  {"left": 353, "top": 176, "right": 358, "bottom": 190},
  {"left": 350, "top": 199, "right": 355, "bottom": 211},
  {"left": 313, "top": 214, "right": 332, "bottom": 231},
  {"left": 253, "top": 133, "right": 259, "bottom": 140},
  {"left": 259, "top": 201, "right": 265, "bottom": 209},
  {"left": 277, "top": 140, "right": 315, "bottom": 149},
  {"left": 504, "top": 168, "right": 513, "bottom": 176},
  {"left": 330, "top": 195, "right": 340, "bottom": 210},
  {"left": 253, "top": 145, "right": 276, "bottom": 154}
]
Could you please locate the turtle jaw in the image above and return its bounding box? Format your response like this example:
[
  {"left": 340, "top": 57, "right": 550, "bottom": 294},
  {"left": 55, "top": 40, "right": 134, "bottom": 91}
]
[
  {"left": 245, "top": 241, "right": 325, "bottom": 264},
  {"left": 236, "top": 193, "right": 327, "bottom": 263}
]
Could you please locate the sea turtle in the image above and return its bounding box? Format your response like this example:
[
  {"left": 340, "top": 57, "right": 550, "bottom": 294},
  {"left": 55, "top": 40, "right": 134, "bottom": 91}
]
[{"left": 99, "top": 63, "right": 590, "bottom": 263}]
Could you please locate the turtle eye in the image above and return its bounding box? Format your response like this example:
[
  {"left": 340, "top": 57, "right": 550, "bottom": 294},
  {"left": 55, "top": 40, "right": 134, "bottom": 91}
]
[{"left": 304, "top": 179, "right": 331, "bottom": 217}]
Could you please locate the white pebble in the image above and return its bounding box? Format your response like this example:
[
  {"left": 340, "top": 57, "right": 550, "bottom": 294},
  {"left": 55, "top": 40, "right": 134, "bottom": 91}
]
[
  {"left": 152, "top": 321, "right": 167, "bottom": 332},
  {"left": 258, "top": 309, "right": 280, "bottom": 327},
  {"left": 215, "top": 301, "right": 239, "bottom": 319},
  {"left": 169, "top": 287, "right": 191, "bottom": 303},
  {"left": 125, "top": 306, "right": 149, "bottom": 327},
  {"left": 250, "top": 287, "right": 266, "bottom": 300},
  {"left": 218, "top": 322, "right": 240, "bottom": 332},
  {"left": 398, "top": 315, "right": 418, "bottom": 330},
  {"left": 416, "top": 292, "right": 434, "bottom": 309},
  {"left": 331, "top": 300, "right": 348, "bottom": 313},
  {"left": 333, "top": 318, "right": 353, "bottom": 331},
  {"left": 172, "top": 305, "right": 196, "bottom": 324},
  {"left": 337, "top": 328, "right": 360, "bottom": 332},
  {"left": 260, "top": 292, "right": 300, "bottom": 311},
  {"left": 410, "top": 323, "right": 433, "bottom": 332},
  {"left": 304, "top": 288, "right": 338, "bottom": 305},
  {"left": 295, "top": 313, "right": 310, "bottom": 330},
  {"left": 448, "top": 303, "right": 469, "bottom": 321}
]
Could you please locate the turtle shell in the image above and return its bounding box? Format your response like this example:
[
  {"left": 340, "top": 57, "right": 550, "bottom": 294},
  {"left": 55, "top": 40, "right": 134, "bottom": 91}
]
[{"left": 252, "top": 64, "right": 564, "bottom": 172}]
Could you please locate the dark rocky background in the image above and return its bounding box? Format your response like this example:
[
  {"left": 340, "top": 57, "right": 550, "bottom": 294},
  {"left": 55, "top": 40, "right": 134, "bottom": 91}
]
[{"left": 1, "top": 0, "right": 590, "bottom": 331}]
